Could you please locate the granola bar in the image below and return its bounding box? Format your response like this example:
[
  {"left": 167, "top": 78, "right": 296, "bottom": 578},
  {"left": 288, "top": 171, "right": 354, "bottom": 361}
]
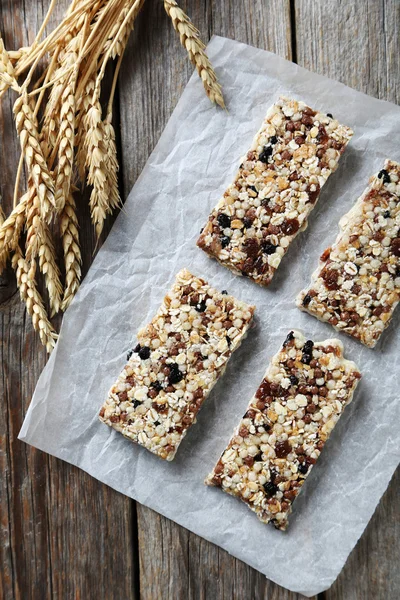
[
  {"left": 297, "top": 160, "right": 400, "bottom": 348},
  {"left": 99, "top": 269, "right": 255, "bottom": 460},
  {"left": 197, "top": 96, "right": 353, "bottom": 286},
  {"left": 205, "top": 330, "right": 361, "bottom": 530}
]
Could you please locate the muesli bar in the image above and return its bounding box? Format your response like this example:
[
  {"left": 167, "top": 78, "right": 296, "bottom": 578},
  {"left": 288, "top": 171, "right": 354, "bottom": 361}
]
[
  {"left": 197, "top": 96, "right": 353, "bottom": 286},
  {"left": 99, "top": 269, "right": 255, "bottom": 461},
  {"left": 205, "top": 330, "right": 361, "bottom": 530},
  {"left": 297, "top": 160, "right": 400, "bottom": 348}
]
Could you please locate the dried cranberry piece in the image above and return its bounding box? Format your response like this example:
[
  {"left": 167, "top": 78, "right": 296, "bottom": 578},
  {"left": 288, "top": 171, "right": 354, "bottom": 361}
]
[
  {"left": 275, "top": 440, "right": 291, "bottom": 458},
  {"left": 281, "top": 218, "right": 300, "bottom": 236},
  {"left": 390, "top": 238, "right": 400, "bottom": 257},
  {"left": 243, "top": 238, "right": 260, "bottom": 258},
  {"left": 321, "top": 268, "right": 340, "bottom": 290}
]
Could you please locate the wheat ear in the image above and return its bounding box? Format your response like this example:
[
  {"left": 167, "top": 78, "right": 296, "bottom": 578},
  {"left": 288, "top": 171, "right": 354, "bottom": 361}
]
[
  {"left": 25, "top": 190, "right": 63, "bottom": 316},
  {"left": 163, "top": 0, "right": 225, "bottom": 108},
  {"left": 13, "top": 94, "right": 56, "bottom": 221},
  {"left": 60, "top": 192, "right": 81, "bottom": 311},
  {"left": 12, "top": 247, "right": 58, "bottom": 353},
  {"left": 0, "top": 195, "right": 28, "bottom": 273},
  {"left": 0, "top": 37, "right": 21, "bottom": 99}
]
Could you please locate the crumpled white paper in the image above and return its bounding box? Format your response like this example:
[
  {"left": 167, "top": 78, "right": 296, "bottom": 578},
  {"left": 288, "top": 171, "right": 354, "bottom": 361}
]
[{"left": 19, "top": 36, "right": 400, "bottom": 597}]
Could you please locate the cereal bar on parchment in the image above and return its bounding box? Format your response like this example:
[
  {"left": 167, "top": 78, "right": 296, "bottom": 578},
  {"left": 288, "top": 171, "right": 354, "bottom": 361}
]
[
  {"left": 297, "top": 160, "right": 400, "bottom": 348},
  {"left": 99, "top": 269, "right": 255, "bottom": 461},
  {"left": 205, "top": 330, "right": 361, "bottom": 530},
  {"left": 197, "top": 96, "right": 353, "bottom": 286}
]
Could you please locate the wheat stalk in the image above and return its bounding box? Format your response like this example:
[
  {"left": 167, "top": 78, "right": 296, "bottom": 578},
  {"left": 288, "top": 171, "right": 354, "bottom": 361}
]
[
  {"left": 13, "top": 94, "right": 56, "bottom": 221},
  {"left": 163, "top": 0, "right": 225, "bottom": 108},
  {"left": 60, "top": 192, "right": 81, "bottom": 310}
]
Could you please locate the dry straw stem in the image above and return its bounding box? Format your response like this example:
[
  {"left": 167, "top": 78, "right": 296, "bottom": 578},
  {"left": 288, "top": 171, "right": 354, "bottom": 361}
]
[
  {"left": 13, "top": 94, "right": 56, "bottom": 221},
  {"left": 12, "top": 247, "right": 58, "bottom": 353},
  {"left": 60, "top": 192, "right": 81, "bottom": 311},
  {"left": 163, "top": 0, "right": 225, "bottom": 108}
]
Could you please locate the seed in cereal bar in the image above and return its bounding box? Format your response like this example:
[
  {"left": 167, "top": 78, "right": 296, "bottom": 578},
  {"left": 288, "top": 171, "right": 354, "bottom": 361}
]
[
  {"left": 197, "top": 96, "right": 353, "bottom": 286},
  {"left": 297, "top": 160, "right": 400, "bottom": 348},
  {"left": 205, "top": 330, "right": 361, "bottom": 530},
  {"left": 99, "top": 269, "right": 255, "bottom": 460}
]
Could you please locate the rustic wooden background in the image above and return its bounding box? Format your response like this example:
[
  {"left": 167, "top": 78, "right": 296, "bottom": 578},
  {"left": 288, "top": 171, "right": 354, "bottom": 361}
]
[{"left": 1, "top": 1, "right": 399, "bottom": 599}]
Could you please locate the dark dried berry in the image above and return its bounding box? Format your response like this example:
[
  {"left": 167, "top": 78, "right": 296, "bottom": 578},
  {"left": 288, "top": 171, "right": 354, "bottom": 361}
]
[
  {"left": 298, "top": 463, "right": 309, "bottom": 475},
  {"left": 243, "top": 217, "right": 253, "bottom": 228},
  {"left": 138, "top": 346, "right": 151, "bottom": 360},
  {"left": 221, "top": 290, "right": 228, "bottom": 295},
  {"left": 262, "top": 242, "right": 277, "bottom": 255},
  {"left": 303, "top": 294, "right": 312, "bottom": 306},
  {"left": 327, "top": 113, "right": 333, "bottom": 118},
  {"left": 275, "top": 440, "right": 291, "bottom": 458},
  {"left": 391, "top": 238, "right": 400, "bottom": 257},
  {"left": 127, "top": 349, "right": 134, "bottom": 360},
  {"left": 283, "top": 331, "right": 295, "bottom": 346},
  {"left": 134, "top": 343, "right": 141, "bottom": 353},
  {"left": 263, "top": 481, "right": 278, "bottom": 497},
  {"left": 383, "top": 210, "right": 391, "bottom": 218},
  {"left": 289, "top": 375, "right": 299, "bottom": 386},
  {"left": 269, "top": 135, "right": 278, "bottom": 145},
  {"left": 199, "top": 227, "right": 204, "bottom": 234},
  {"left": 254, "top": 451, "right": 263, "bottom": 462},
  {"left": 195, "top": 300, "right": 207, "bottom": 312},
  {"left": 248, "top": 185, "right": 258, "bottom": 194},
  {"left": 281, "top": 218, "right": 300, "bottom": 236},
  {"left": 217, "top": 213, "right": 231, "bottom": 228},
  {"left": 169, "top": 364, "right": 184, "bottom": 384},
  {"left": 303, "top": 340, "right": 314, "bottom": 353},
  {"left": 378, "top": 169, "right": 391, "bottom": 184},
  {"left": 133, "top": 400, "right": 142, "bottom": 409},
  {"left": 150, "top": 381, "right": 163, "bottom": 392},
  {"left": 221, "top": 236, "right": 230, "bottom": 248},
  {"left": 259, "top": 145, "right": 273, "bottom": 163},
  {"left": 301, "top": 353, "right": 312, "bottom": 365},
  {"left": 226, "top": 336, "right": 231, "bottom": 346}
]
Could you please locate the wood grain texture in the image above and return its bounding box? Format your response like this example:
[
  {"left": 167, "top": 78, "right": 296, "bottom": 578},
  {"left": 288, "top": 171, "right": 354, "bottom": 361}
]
[
  {"left": 295, "top": 2, "right": 400, "bottom": 599},
  {"left": 0, "top": 2, "right": 136, "bottom": 600}
]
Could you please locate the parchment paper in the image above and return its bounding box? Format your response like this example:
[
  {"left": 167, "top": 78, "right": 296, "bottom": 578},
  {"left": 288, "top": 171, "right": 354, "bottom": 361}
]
[{"left": 19, "top": 37, "right": 400, "bottom": 597}]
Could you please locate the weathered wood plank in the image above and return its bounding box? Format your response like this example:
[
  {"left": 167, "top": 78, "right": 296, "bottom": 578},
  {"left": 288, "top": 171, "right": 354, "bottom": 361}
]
[
  {"left": 295, "top": 0, "right": 400, "bottom": 104},
  {"left": 0, "top": 2, "right": 136, "bottom": 599},
  {"left": 295, "top": 1, "right": 400, "bottom": 599},
  {"left": 118, "top": 2, "right": 314, "bottom": 599}
]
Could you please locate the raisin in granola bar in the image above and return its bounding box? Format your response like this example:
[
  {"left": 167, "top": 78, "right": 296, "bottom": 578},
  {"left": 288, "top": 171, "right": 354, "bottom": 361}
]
[
  {"left": 99, "top": 269, "right": 255, "bottom": 460},
  {"left": 297, "top": 160, "right": 400, "bottom": 348},
  {"left": 205, "top": 330, "right": 361, "bottom": 530},
  {"left": 197, "top": 96, "right": 353, "bottom": 286}
]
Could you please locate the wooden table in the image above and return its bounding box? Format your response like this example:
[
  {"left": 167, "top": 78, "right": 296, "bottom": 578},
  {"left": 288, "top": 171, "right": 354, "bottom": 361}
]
[{"left": 1, "top": 1, "right": 399, "bottom": 598}]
